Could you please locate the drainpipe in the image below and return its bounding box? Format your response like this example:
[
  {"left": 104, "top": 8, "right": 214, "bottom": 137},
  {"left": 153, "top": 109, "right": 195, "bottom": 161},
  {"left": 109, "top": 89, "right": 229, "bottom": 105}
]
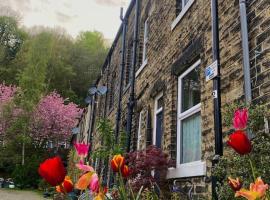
[
  {"left": 239, "top": 0, "right": 252, "bottom": 103},
  {"left": 103, "top": 57, "right": 111, "bottom": 118},
  {"left": 115, "top": 8, "right": 127, "bottom": 143},
  {"left": 88, "top": 93, "right": 97, "bottom": 152},
  {"left": 126, "top": 0, "right": 140, "bottom": 152},
  {"left": 211, "top": 0, "right": 223, "bottom": 199}
]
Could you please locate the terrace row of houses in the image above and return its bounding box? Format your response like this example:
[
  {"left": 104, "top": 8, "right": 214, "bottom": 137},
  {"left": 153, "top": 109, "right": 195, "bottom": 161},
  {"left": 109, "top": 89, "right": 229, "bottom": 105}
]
[{"left": 75, "top": 0, "right": 270, "bottom": 198}]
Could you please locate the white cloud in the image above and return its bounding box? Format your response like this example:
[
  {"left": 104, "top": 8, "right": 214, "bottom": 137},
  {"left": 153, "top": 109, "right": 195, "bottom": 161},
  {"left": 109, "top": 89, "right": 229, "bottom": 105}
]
[
  {"left": 94, "top": 0, "right": 128, "bottom": 7},
  {"left": 0, "top": 0, "right": 130, "bottom": 39}
]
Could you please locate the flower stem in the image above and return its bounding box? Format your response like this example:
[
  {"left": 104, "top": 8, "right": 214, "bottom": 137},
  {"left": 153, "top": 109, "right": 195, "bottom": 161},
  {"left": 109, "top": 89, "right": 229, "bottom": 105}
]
[
  {"left": 118, "top": 170, "right": 128, "bottom": 200},
  {"left": 248, "top": 158, "right": 256, "bottom": 182}
]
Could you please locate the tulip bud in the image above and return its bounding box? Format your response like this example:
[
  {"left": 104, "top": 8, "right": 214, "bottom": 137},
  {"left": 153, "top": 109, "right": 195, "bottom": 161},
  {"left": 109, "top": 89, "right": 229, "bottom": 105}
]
[{"left": 228, "top": 177, "right": 242, "bottom": 191}]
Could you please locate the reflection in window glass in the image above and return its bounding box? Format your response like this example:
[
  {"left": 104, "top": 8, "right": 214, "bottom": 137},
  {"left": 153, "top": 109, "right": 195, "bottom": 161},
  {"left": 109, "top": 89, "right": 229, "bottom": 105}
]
[{"left": 181, "top": 65, "right": 200, "bottom": 112}]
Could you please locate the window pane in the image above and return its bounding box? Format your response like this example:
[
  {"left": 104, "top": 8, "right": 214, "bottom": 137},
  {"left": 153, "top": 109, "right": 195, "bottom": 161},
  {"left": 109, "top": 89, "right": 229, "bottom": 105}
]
[
  {"left": 180, "top": 112, "right": 201, "bottom": 164},
  {"left": 183, "top": 0, "right": 189, "bottom": 6},
  {"left": 143, "top": 19, "right": 148, "bottom": 62},
  {"left": 157, "top": 96, "right": 163, "bottom": 110},
  {"left": 137, "top": 111, "right": 143, "bottom": 150},
  {"left": 155, "top": 111, "right": 163, "bottom": 148},
  {"left": 181, "top": 65, "right": 200, "bottom": 112}
]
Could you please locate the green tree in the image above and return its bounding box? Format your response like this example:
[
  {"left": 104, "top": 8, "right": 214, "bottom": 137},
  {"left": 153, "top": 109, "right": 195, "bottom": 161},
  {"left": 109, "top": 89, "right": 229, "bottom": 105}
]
[
  {"left": 0, "top": 16, "right": 27, "bottom": 84},
  {"left": 71, "top": 31, "right": 108, "bottom": 104}
]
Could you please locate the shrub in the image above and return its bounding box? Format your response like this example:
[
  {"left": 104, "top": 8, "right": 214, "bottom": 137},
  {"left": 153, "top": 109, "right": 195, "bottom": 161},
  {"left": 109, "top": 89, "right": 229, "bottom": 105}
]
[
  {"left": 126, "top": 145, "right": 171, "bottom": 192},
  {"left": 12, "top": 154, "right": 42, "bottom": 188}
]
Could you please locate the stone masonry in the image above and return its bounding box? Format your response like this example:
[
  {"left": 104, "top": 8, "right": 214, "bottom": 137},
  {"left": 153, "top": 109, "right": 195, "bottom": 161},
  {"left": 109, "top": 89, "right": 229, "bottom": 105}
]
[{"left": 76, "top": 0, "right": 270, "bottom": 198}]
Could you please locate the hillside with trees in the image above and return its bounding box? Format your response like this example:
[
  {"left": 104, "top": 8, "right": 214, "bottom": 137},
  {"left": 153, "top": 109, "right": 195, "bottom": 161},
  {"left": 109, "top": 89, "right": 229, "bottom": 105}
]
[{"left": 0, "top": 13, "right": 108, "bottom": 188}]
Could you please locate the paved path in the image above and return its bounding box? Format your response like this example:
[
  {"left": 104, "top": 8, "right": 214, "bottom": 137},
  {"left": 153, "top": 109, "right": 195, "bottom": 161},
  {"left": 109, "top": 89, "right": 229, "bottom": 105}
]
[{"left": 0, "top": 189, "right": 49, "bottom": 200}]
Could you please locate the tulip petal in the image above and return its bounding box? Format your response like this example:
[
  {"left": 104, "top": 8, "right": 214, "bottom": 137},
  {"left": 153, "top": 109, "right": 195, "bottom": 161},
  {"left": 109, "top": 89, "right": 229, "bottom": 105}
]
[
  {"left": 235, "top": 189, "right": 260, "bottom": 200},
  {"left": 76, "top": 163, "right": 94, "bottom": 172},
  {"left": 38, "top": 156, "right": 66, "bottom": 186},
  {"left": 227, "top": 131, "right": 252, "bottom": 155},
  {"left": 75, "top": 172, "right": 94, "bottom": 190}
]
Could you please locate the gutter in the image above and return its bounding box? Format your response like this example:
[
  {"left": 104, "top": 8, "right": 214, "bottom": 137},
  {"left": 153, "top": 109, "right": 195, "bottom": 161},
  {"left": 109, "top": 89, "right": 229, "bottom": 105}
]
[
  {"left": 126, "top": 0, "right": 140, "bottom": 152},
  {"left": 115, "top": 8, "right": 128, "bottom": 143},
  {"left": 239, "top": 0, "right": 252, "bottom": 103},
  {"left": 101, "top": 0, "right": 136, "bottom": 73}
]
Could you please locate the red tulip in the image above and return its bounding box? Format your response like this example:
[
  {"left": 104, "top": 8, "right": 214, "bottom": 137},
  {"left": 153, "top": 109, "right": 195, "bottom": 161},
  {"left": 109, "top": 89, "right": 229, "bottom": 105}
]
[
  {"left": 56, "top": 176, "right": 73, "bottom": 193},
  {"left": 111, "top": 155, "right": 125, "bottom": 172},
  {"left": 38, "top": 156, "right": 66, "bottom": 186},
  {"left": 227, "top": 130, "right": 252, "bottom": 155},
  {"left": 121, "top": 165, "right": 130, "bottom": 178},
  {"left": 233, "top": 109, "right": 248, "bottom": 130}
]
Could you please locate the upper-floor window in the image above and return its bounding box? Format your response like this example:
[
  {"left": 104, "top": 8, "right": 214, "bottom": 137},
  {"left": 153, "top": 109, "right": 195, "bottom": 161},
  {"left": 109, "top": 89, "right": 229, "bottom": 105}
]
[
  {"left": 176, "top": 0, "right": 191, "bottom": 14},
  {"left": 172, "top": 0, "right": 195, "bottom": 30},
  {"left": 142, "top": 18, "right": 149, "bottom": 63},
  {"left": 136, "top": 17, "right": 149, "bottom": 77}
]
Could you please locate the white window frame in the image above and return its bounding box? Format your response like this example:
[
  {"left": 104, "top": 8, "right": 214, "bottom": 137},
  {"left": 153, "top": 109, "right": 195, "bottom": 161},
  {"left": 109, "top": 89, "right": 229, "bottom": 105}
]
[
  {"left": 152, "top": 93, "right": 163, "bottom": 146},
  {"left": 167, "top": 60, "right": 206, "bottom": 179},
  {"left": 136, "top": 18, "right": 149, "bottom": 77},
  {"left": 171, "top": 0, "right": 195, "bottom": 30},
  {"left": 137, "top": 110, "right": 144, "bottom": 150}
]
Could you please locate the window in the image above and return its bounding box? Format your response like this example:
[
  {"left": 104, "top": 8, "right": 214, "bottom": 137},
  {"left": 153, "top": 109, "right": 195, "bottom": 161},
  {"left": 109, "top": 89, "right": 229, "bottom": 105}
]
[
  {"left": 142, "top": 18, "right": 149, "bottom": 63},
  {"left": 136, "top": 18, "right": 149, "bottom": 77},
  {"left": 176, "top": 0, "right": 192, "bottom": 14},
  {"left": 172, "top": 0, "right": 195, "bottom": 30},
  {"left": 153, "top": 93, "right": 164, "bottom": 148},
  {"left": 167, "top": 60, "right": 205, "bottom": 178},
  {"left": 137, "top": 110, "right": 144, "bottom": 150}
]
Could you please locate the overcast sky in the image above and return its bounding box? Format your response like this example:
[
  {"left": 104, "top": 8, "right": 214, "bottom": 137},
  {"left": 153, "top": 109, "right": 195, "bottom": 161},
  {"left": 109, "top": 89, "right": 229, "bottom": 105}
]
[{"left": 0, "top": 0, "right": 130, "bottom": 39}]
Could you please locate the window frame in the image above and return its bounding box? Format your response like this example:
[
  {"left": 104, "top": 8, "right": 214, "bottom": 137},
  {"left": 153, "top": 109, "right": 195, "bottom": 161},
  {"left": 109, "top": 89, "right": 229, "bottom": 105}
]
[
  {"left": 136, "top": 17, "right": 149, "bottom": 77},
  {"left": 142, "top": 17, "right": 149, "bottom": 63},
  {"left": 167, "top": 60, "right": 206, "bottom": 179},
  {"left": 171, "top": 0, "right": 195, "bottom": 30},
  {"left": 152, "top": 93, "right": 163, "bottom": 147},
  {"left": 137, "top": 110, "right": 144, "bottom": 150}
]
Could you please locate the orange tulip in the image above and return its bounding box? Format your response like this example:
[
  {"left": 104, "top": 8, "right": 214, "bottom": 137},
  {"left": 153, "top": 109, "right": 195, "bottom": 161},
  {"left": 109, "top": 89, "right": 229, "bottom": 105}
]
[
  {"left": 111, "top": 154, "right": 125, "bottom": 172},
  {"left": 228, "top": 177, "right": 242, "bottom": 191},
  {"left": 121, "top": 165, "right": 130, "bottom": 178},
  {"left": 235, "top": 177, "right": 269, "bottom": 200},
  {"left": 56, "top": 176, "right": 73, "bottom": 193}
]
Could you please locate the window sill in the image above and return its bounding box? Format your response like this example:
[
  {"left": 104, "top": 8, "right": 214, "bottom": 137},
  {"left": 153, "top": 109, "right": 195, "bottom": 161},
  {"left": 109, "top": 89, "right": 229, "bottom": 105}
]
[
  {"left": 135, "top": 59, "right": 148, "bottom": 78},
  {"left": 167, "top": 161, "right": 206, "bottom": 179},
  {"left": 171, "top": 0, "right": 195, "bottom": 31}
]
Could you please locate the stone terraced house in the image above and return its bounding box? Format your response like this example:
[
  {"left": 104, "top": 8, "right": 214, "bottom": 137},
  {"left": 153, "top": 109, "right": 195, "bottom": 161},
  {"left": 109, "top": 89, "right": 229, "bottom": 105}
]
[{"left": 75, "top": 0, "right": 270, "bottom": 198}]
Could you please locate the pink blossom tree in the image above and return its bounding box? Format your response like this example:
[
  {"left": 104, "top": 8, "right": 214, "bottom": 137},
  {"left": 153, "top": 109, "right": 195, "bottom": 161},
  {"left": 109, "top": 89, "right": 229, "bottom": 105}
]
[
  {"left": 32, "top": 92, "right": 83, "bottom": 147},
  {"left": 0, "top": 83, "right": 17, "bottom": 138}
]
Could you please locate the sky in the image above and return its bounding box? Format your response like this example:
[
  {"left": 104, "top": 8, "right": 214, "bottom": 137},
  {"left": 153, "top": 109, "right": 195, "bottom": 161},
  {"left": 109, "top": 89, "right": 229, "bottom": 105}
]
[{"left": 0, "top": 0, "right": 130, "bottom": 39}]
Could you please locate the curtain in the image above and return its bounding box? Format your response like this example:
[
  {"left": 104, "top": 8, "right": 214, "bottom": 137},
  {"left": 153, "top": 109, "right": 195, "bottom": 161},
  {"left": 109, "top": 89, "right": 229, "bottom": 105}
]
[{"left": 181, "top": 112, "right": 201, "bottom": 164}]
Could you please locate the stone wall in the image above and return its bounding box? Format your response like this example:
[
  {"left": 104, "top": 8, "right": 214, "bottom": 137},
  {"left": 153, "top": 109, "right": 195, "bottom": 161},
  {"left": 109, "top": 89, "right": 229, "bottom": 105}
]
[{"left": 86, "top": 0, "right": 270, "bottom": 198}]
